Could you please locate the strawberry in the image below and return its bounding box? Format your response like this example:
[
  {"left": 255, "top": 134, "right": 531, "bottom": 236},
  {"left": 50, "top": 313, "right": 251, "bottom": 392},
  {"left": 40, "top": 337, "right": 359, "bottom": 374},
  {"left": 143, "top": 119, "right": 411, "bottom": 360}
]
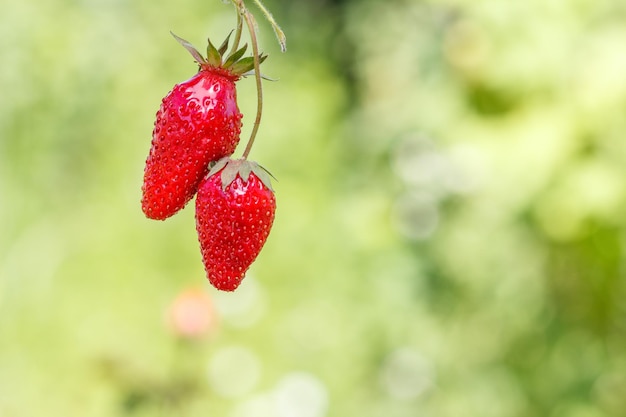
[
  {"left": 142, "top": 33, "right": 267, "bottom": 220},
  {"left": 195, "top": 158, "right": 276, "bottom": 291}
]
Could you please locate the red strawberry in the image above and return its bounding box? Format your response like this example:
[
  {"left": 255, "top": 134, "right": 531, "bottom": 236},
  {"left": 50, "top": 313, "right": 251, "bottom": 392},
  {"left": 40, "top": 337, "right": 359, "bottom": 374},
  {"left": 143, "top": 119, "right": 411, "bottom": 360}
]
[
  {"left": 142, "top": 33, "right": 267, "bottom": 220},
  {"left": 195, "top": 158, "right": 276, "bottom": 291}
]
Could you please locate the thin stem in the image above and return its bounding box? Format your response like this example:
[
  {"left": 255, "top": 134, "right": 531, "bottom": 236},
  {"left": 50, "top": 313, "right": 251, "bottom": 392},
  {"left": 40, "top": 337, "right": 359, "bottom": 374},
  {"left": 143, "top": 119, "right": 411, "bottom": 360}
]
[
  {"left": 241, "top": 9, "right": 263, "bottom": 160},
  {"left": 252, "top": 0, "right": 286, "bottom": 52},
  {"left": 229, "top": 5, "right": 244, "bottom": 56}
]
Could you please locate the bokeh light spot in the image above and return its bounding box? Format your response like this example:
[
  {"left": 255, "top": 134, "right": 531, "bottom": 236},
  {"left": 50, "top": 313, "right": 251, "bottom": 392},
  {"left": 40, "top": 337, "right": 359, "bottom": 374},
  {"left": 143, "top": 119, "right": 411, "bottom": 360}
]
[
  {"left": 212, "top": 276, "right": 267, "bottom": 328},
  {"left": 273, "top": 372, "right": 329, "bottom": 417},
  {"left": 393, "top": 191, "right": 439, "bottom": 240},
  {"left": 208, "top": 346, "right": 262, "bottom": 398},
  {"left": 379, "top": 347, "right": 435, "bottom": 400}
]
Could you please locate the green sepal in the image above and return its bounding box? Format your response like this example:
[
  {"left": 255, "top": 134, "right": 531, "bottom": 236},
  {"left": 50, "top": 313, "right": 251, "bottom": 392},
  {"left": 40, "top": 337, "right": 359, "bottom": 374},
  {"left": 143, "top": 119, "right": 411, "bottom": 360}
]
[
  {"left": 213, "top": 159, "right": 275, "bottom": 192},
  {"left": 223, "top": 44, "right": 248, "bottom": 69},
  {"left": 250, "top": 163, "right": 275, "bottom": 192},
  {"left": 241, "top": 71, "right": 279, "bottom": 81},
  {"left": 172, "top": 31, "right": 269, "bottom": 76},
  {"left": 207, "top": 157, "right": 230, "bottom": 178},
  {"left": 171, "top": 32, "right": 207, "bottom": 65},
  {"left": 239, "top": 162, "right": 253, "bottom": 183},
  {"left": 206, "top": 38, "right": 222, "bottom": 67},
  {"left": 220, "top": 160, "right": 241, "bottom": 191},
  {"left": 217, "top": 31, "right": 232, "bottom": 56},
  {"left": 229, "top": 54, "right": 268, "bottom": 75}
]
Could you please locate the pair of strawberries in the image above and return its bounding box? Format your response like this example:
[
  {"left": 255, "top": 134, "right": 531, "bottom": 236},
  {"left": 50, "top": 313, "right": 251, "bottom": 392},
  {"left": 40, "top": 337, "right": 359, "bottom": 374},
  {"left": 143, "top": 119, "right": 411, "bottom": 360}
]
[{"left": 141, "top": 34, "right": 276, "bottom": 292}]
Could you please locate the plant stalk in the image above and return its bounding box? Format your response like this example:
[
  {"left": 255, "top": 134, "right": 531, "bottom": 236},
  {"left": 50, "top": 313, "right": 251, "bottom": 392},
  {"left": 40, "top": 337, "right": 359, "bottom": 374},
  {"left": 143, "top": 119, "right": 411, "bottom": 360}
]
[
  {"left": 229, "top": 6, "right": 244, "bottom": 56},
  {"left": 240, "top": 8, "right": 263, "bottom": 160}
]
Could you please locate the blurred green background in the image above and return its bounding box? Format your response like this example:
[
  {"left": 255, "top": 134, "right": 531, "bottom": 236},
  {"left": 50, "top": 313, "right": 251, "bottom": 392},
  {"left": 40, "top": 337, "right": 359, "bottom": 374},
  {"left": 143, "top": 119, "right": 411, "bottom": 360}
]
[{"left": 2, "top": 0, "right": 626, "bottom": 416}]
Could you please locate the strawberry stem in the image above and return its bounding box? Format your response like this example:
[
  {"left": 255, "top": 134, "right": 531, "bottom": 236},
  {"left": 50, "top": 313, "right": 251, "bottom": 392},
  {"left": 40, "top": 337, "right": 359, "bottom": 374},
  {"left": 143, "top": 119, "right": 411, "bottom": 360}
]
[
  {"left": 230, "top": 0, "right": 285, "bottom": 159},
  {"left": 229, "top": 7, "right": 244, "bottom": 57},
  {"left": 240, "top": 7, "right": 263, "bottom": 160},
  {"left": 251, "top": 0, "right": 286, "bottom": 52}
]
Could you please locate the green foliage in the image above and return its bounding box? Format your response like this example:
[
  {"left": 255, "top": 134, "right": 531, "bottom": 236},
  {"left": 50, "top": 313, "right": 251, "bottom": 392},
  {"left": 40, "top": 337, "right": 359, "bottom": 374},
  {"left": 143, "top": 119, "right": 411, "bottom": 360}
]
[{"left": 1, "top": 0, "right": 626, "bottom": 416}]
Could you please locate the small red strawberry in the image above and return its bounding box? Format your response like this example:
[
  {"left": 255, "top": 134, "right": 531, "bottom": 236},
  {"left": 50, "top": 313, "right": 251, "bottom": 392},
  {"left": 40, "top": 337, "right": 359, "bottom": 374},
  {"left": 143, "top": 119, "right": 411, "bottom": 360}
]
[
  {"left": 142, "top": 33, "right": 267, "bottom": 220},
  {"left": 195, "top": 158, "right": 276, "bottom": 291}
]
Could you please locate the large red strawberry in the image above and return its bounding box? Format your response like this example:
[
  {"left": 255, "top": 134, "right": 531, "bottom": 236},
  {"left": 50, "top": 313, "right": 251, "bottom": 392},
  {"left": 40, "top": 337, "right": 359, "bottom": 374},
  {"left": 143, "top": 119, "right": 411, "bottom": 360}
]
[
  {"left": 142, "top": 33, "right": 267, "bottom": 220},
  {"left": 195, "top": 158, "right": 276, "bottom": 291}
]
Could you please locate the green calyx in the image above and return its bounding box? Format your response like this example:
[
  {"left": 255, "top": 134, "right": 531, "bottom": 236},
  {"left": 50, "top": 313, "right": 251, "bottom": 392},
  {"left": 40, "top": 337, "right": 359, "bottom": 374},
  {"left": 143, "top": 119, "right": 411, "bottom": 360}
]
[
  {"left": 171, "top": 31, "right": 267, "bottom": 76},
  {"left": 208, "top": 158, "right": 275, "bottom": 192}
]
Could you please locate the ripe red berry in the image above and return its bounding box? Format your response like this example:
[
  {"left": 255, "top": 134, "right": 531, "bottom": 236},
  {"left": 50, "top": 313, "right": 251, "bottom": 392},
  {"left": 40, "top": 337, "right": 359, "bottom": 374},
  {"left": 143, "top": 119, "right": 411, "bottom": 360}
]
[
  {"left": 142, "top": 33, "right": 266, "bottom": 220},
  {"left": 195, "top": 159, "right": 276, "bottom": 291}
]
